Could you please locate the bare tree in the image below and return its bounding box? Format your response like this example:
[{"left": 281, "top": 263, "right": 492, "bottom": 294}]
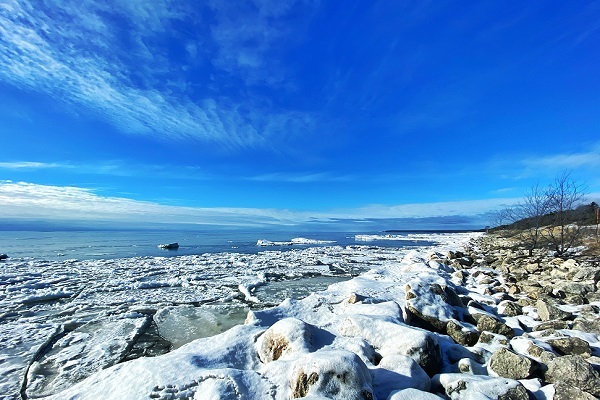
[
  {"left": 515, "top": 184, "right": 551, "bottom": 256},
  {"left": 497, "top": 185, "right": 550, "bottom": 256},
  {"left": 543, "top": 172, "right": 587, "bottom": 256}
]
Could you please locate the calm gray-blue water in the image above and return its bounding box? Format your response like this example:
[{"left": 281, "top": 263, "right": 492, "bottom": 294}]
[{"left": 0, "top": 230, "right": 438, "bottom": 261}]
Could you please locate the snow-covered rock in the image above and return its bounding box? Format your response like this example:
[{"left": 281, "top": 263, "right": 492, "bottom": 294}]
[
  {"left": 432, "top": 373, "right": 528, "bottom": 399},
  {"left": 256, "top": 318, "right": 313, "bottom": 363}
]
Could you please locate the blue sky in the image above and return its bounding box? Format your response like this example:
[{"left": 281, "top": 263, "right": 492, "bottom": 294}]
[{"left": 0, "top": 1, "right": 599, "bottom": 230}]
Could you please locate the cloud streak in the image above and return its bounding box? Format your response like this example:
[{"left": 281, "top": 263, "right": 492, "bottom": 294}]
[
  {"left": 0, "top": 181, "right": 516, "bottom": 228},
  {"left": 0, "top": 0, "right": 313, "bottom": 150},
  {"left": 523, "top": 148, "right": 600, "bottom": 170},
  {"left": 0, "top": 161, "right": 65, "bottom": 169}
]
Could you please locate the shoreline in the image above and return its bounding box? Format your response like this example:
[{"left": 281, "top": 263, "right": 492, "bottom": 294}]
[{"left": 7, "top": 232, "right": 600, "bottom": 399}]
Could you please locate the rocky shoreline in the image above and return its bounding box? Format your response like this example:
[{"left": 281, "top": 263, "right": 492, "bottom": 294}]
[
  {"left": 440, "top": 233, "right": 600, "bottom": 399},
  {"left": 40, "top": 233, "right": 600, "bottom": 399}
]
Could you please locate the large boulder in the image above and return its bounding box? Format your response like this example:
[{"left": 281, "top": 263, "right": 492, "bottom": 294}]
[
  {"left": 256, "top": 318, "right": 312, "bottom": 363},
  {"left": 405, "top": 280, "right": 459, "bottom": 332},
  {"left": 572, "top": 267, "right": 600, "bottom": 284},
  {"left": 553, "top": 381, "right": 598, "bottom": 400},
  {"left": 446, "top": 320, "right": 478, "bottom": 346},
  {"left": 536, "top": 299, "right": 573, "bottom": 322},
  {"left": 289, "top": 350, "right": 374, "bottom": 400},
  {"left": 432, "top": 374, "right": 528, "bottom": 400},
  {"left": 476, "top": 315, "right": 515, "bottom": 338},
  {"left": 544, "top": 355, "right": 600, "bottom": 397},
  {"left": 372, "top": 354, "right": 430, "bottom": 400},
  {"left": 497, "top": 300, "right": 523, "bottom": 317},
  {"left": 546, "top": 336, "right": 591, "bottom": 357},
  {"left": 338, "top": 315, "right": 441, "bottom": 376},
  {"left": 488, "top": 348, "right": 536, "bottom": 380}
]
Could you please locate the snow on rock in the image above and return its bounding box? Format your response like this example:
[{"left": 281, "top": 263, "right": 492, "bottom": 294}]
[
  {"left": 256, "top": 318, "right": 313, "bottom": 363},
  {"left": 372, "top": 354, "right": 430, "bottom": 399},
  {"left": 432, "top": 373, "right": 529, "bottom": 399},
  {"left": 338, "top": 315, "right": 441, "bottom": 376},
  {"left": 286, "top": 349, "right": 374, "bottom": 400},
  {"left": 405, "top": 276, "right": 459, "bottom": 331},
  {"left": 44, "top": 324, "right": 269, "bottom": 400},
  {"left": 387, "top": 388, "right": 444, "bottom": 400}
]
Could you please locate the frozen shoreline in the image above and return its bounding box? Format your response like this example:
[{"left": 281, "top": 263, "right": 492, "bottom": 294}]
[
  {"left": 1, "top": 238, "right": 426, "bottom": 399},
  {"left": 4, "top": 231, "right": 599, "bottom": 399}
]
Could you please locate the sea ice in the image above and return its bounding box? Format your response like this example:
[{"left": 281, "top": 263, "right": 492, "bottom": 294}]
[{"left": 9, "top": 231, "right": 572, "bottom": 399}]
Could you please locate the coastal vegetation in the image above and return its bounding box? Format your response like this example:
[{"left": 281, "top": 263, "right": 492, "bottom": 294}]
[{"left": 493, "top": 172, "right": 598, "bottom": 256}]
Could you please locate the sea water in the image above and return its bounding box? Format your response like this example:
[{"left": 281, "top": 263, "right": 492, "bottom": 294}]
[{"left": 0, "top": 229, "right": 438, "bottom": 261}]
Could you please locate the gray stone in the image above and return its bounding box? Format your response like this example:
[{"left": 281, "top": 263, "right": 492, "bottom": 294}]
[
  {"left": 476, "top": 315, "right": 515, "bottom": 338},
  {"left": 290, "top": 350, "right": 374, "bottom": 400},
  {"left": 553, "top": 382, "right": 597, "bottom": 400},
  {"left": 446, "top": 320, "right": 478, "bottom": 346},
  {"left": 488, "top": 348, "right": 536, "bottom": 380},
  {"left": 498, "top": 300, "right": 522, "bottom": 317},
  {"left": 573, "top": 317, "right": 600, "bottom": 334},
  {"left": 536, "top": 299, "right": 574, "bottom": 322},
  {"left": 547, "top": 336, "right": 592, "bottom": 357},
  {"left": 532, "top": 320, "right": 572, "bottom": 331},
  {"left": 573, "top": 267, "right": 600, "bottom": 283},
  {"left": 556, "top": 282, "right": 596, "bottom": 296},
  {"left": 544, "top": 355, "right": 600, "bottom": 397},
  {"left": 432, "top": 374, "right": 528, "bottom": 400},
  {"left": 526, "top": 343, "right": 556, "bottom": 365}
]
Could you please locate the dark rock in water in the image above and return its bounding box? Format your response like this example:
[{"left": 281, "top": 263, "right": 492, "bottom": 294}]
[
  {"left": 0, "top": 254, "right": 8, "bottom": 260},
  {"left": 488, "top": 348, "right": 536, "bottom": 380},
  {"left": 544, "top": 355, "right": 600, "bottom": 397},
  {"left": 157, "top": 243, "right": 179, "bottom": 250}
]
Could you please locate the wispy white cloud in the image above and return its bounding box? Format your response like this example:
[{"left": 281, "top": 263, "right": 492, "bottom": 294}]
[
  {"left": 0, "top": 159, "right": 214, "bottom": 181},
  {"left": 247, "top": 171, "right": 354, "bottom": 183},
  {"left": 0, "top": 161, "right": 66, "bottom": 169},
  {"left": 0, "top": 181, "right": 517, "bottom": 227},
  {"left": 0, "top": 0, "right": 314, "bottom": 149},
  {"left": 523, "top": 149, "right": 600, "bottom": 169}
]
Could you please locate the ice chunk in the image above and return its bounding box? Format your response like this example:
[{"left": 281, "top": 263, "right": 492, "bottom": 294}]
[{"left": 154, "top": 305, "right": 248, "bottom": 349}]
